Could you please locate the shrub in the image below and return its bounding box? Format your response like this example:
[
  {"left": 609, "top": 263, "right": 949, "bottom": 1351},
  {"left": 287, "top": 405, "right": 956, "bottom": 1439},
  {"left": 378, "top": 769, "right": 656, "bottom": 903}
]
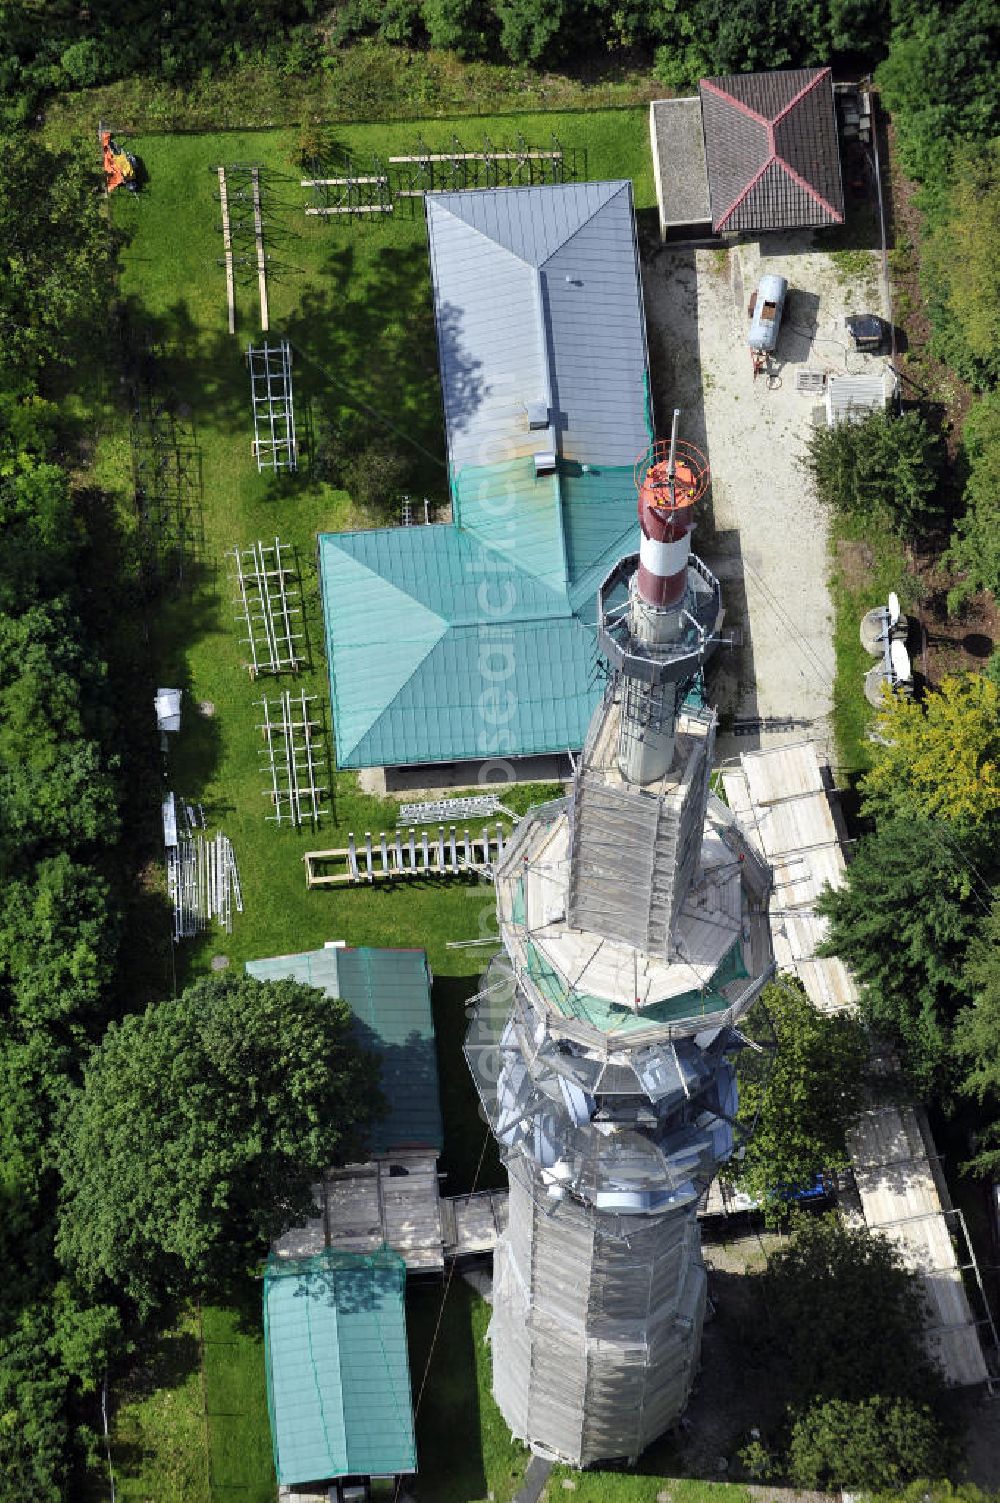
[{"left": 804, "top": 408, "right": 948, "bottom": 541}]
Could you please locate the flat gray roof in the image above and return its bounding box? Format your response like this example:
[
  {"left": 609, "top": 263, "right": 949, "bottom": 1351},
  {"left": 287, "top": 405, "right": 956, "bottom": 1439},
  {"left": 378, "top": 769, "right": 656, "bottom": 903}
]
[{"left": 649, "top": 98, "right": 712, "bottom": 231}]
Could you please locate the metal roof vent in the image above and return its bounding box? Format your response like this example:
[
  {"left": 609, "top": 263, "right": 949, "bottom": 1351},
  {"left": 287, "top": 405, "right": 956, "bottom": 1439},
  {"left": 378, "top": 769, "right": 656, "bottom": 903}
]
[
  {"left": 527, "top": 400, "right": 549, "bottom": 430},
  {"left": 533, "top": 450, "right": 557, "bottom": 477}
]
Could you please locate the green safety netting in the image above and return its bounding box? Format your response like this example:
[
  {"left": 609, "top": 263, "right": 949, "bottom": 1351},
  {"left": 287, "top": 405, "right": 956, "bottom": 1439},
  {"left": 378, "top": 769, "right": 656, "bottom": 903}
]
[
  {"left": 263, "top": 1247, "right": 415, "bottom": 1487},
  {"left": 525, "top": 937, "right": 748, "bottom": 1035}
]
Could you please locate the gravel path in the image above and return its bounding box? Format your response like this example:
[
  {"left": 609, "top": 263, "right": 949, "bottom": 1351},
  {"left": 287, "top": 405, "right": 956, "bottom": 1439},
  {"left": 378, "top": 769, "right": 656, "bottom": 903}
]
[{"left": 641, "top": 231, "right": 885, "bottom": 766}]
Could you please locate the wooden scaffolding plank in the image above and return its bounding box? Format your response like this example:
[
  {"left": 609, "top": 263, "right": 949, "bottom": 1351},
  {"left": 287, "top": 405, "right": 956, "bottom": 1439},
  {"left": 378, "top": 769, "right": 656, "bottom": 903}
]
[
  {"left": 218, "top": 167, "right": 235, "bottom": 336},
  {"left": 300, "top": 176, "right": 388, "bottom": 186},
  {"left": 388, "top": 150, "right": 562, "bottom": 163},
  {"left": 305, "top": 204, "right": 394, "bottom": 216},
  {"left": 251, "top": 167, "right": 268, "bottom": 333}
]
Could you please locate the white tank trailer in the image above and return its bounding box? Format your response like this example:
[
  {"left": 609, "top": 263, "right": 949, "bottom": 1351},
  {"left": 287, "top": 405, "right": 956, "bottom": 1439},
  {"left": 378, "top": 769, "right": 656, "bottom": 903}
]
[{"left": 466, "top": 412, "right": 775, "bottom": 1467}]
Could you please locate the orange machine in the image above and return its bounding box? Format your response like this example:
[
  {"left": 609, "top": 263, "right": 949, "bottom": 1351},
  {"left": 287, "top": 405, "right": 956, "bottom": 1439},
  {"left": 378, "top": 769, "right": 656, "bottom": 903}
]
[{"left": 101, "top": 131, "right": 138, "bottom": 193}]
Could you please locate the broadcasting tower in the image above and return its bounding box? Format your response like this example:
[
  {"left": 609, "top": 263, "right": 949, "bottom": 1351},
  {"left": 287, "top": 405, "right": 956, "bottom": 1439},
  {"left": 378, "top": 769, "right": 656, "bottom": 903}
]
[{"left": 466, "top": 412, "right": 774, "bottom": 1466}]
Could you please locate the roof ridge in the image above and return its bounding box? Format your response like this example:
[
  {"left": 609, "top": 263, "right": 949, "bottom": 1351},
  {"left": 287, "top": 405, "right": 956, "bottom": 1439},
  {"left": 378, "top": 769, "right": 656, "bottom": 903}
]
[
  {"left": 772, "top": 148, "right": 844, "bottom": 223},
  {"left": 428, "top": 180, "right": 631, "bottom": 267},
  {"left": 536, "top": 179, "right": 632, "bottom": 268},
  {"left": 772, "top": 65, "right": 831, "bottom": 125},
  {"left": 700, "top": 76, "right": 769, "bottom": 127}
]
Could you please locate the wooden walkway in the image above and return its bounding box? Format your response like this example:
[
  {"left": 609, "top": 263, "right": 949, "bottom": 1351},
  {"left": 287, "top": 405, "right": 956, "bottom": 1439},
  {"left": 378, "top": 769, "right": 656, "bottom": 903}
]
[
  {"left": 251, "top": 166, "right": 268, "bottom": 332},
  {"left": 217, "top": 167, "right": 235, "bottom": 335}
]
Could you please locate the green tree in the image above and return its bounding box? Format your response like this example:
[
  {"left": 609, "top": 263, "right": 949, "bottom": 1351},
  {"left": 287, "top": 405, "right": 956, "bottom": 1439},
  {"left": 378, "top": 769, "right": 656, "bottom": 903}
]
[
  {"left": 0, "top": 461, "right": 77, "bottom": 612},
  {"left": 0, "top": 600, "right": 117, "bottom": 863},
  {"left": 952, "top": 898, "right": 1000, "bottom": 1176},
  {"left": 57, "top": 975, "right": 384, "bottom": 1312},
  {"left": 860, "top": 673, "right": 1000, "bottom": 827},
  {"left": 423, "top": 0, "right": 490, "bottom": 53},
  {"left": 759, "top": 1214, "right": 940, "bottom": 1405},
  {"left": 787, "top": 1395, "right": 943, "bottom": 1491},
  {"left": 816, "top": 819, "right": 989, "bottom": 1093},
  {"left": 0, "top": 1307, "right": 69, "bottom": 1503},
  {"left": 0, "top": 856, "right": 114, "bottom": 1039},
  {"left": 804, "top": 409, "right": 947, "bottom": 540},
  {"left": 491, "top": 0, "right": 566, "bottom": 61},
  {"left": 729, "top": 980, "right": 867, "bottom": 1216},
  {"left": 0, "top": 136, "right": 116, "bottom": 379},
  {"left": 947, "top": 391, "right": 1000, "bottom": 610},
  {"left": 872, "top": 1481, "right": 1000, "bottom": 1503},
  {"left": 876, "top": 0, "right": 1000, "bottom": 185},
  {"left": 922, "top": 142, "right": 1000, "bottom": 387}
]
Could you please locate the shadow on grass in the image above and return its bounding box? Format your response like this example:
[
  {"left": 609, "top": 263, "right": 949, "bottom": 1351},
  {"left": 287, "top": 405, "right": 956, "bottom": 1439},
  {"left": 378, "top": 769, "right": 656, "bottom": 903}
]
[
  {"left": 119, "top": 1317, "right": 203, "bottom": 1406},
  {"left": 292, "top": 238, "right": 448, "bottom": 497},
  {"left": 432, "top": 973, "right": 504, "bottom": 1195},
  {"left": 407, "top": 1281, "right": 489, "bottom": 1503}
]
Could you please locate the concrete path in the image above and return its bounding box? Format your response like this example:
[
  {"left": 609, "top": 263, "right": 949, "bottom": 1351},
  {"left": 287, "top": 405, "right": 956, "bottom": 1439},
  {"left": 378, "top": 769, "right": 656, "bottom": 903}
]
[{"left": 513, "top": 1455, "right": 553, "bottom": 1503}]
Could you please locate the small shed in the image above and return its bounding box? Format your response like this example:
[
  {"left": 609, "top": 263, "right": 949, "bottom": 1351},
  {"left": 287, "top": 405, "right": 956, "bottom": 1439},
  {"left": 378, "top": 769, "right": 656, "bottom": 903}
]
[
  {"left": 264, "top": 1247, "right": 416, "bottom": 1490},
  {"left": 699, "top": 67, "right": 844, "bottom": 234},
  {"left": 154, "top": 687, "right": 182, "bottom": 733}
]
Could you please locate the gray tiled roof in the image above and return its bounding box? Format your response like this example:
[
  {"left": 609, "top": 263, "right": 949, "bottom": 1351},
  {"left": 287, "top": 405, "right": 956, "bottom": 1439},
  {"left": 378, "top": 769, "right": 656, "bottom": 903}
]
[
  {"left": 699, "top": 67, "right": 844, "bottom": 233},
  {"left": 425, "top": 181, "right": 651, "bottom": 472}
]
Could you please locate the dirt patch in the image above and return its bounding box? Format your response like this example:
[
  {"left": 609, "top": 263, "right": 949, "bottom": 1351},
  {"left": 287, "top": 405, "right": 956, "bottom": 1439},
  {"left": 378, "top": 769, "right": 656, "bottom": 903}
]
[
  {"left": 669, "top": 1234, "right": 783, "bottom": 1477},
  {"left": 834, "top": 538, "right": 875, "bottom": 593},
  {"left": 909, "top": 552, "right": 999, "bottom": 685}
]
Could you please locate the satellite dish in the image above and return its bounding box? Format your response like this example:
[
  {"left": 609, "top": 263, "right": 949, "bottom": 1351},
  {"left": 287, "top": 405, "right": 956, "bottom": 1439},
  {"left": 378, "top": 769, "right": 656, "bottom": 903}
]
[
  {"left": 888, "top": 591, "right": 900, "bottom": 626},
  {"left": 890, "top": 639, "right": 911, "bottom": 682}
]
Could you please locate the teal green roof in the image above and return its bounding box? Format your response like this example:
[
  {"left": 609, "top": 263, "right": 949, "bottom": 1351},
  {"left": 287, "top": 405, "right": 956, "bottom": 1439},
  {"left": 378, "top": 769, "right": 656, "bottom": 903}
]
[
  {"left": 246, "top": 947, "right": 442, "bottom": 1154},
  {"left": 525, "top": 938, "right": 749, "bottom": 1034},
  {"left": 319, "top": 459, "right": 639, "bottom": 769},
  {"left": 264, "top": 1248, "right": 415, "bottom": 1486}
]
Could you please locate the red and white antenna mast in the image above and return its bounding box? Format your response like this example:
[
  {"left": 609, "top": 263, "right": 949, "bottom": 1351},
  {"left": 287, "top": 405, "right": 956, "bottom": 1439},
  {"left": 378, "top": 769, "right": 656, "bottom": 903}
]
[
  {"left": 635, "top": 408, "right": 711, "bottom": 612},
  {"left": 614, "top": 409, "right": 712, "bottom": 786}
]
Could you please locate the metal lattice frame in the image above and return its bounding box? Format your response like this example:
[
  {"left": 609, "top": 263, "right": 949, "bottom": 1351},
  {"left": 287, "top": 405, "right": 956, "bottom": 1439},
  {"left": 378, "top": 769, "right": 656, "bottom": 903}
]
[
  {"left": 397, "top": 794, "right": 504, "bottom": 826},
  {"left": 247, "top": 339, "right": 296, "bottom": 471},
  {"left": 230, "top": 537, "right": 304, "bottom": 677},
  {"left": 259, "top": 690, "right": 327, "bottom": 827},
  {"left": 391, "top": 133, "right": 572, "bottom": 211},
  {"left": 303, "top": 823, "right": 506, "bottom": 886},
  {"left": 215, "top": 163, "right": 269, "bottom": 324},
  {"left": 302, "top": 150, "right": 392, "bottom": 217},
  {"left": 301, "top": 134, "right": 578, "bottom": 224}
]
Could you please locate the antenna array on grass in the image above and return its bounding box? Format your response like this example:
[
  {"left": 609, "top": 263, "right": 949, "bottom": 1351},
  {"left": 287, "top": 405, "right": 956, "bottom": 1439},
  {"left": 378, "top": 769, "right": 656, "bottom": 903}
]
[
  {"left": 230, "top": 537, "right": 304, "bottom": 678},
  {"left": 258, "top": 689, "right": 327, "bottom": 827},
  {"left": 246, "top": 338, "right": 296, "bottom": 471}
]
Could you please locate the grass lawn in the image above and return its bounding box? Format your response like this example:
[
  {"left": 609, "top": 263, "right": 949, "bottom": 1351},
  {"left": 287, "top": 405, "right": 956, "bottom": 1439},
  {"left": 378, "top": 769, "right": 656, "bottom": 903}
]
[
  {"left": 100, "top": 107, "right": 659, "bottom": 1503},
  {"left": 202, "top": 1295, "right": 275, "bottom": 1503},
  {"left": 407, "top": 1282, "right": 528, "bottom": 1503},
  {"left": 549, "top": 1477, "right": 754, "bottom": 1502},
  {"left": 103, "top": 109, "right": 654, "bottom": 1001},
  {"left": 828, "top": 510, "right": 916, "bottom": 784},
  {"left": 110, "top": 1308, "right": 210, "bottom": 1502}
]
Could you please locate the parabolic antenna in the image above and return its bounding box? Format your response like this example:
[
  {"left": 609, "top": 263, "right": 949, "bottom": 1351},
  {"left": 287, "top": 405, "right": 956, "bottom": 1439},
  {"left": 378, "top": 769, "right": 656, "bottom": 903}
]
[
  {"left": 890, "top": 639, "right": 911, "bottom": 682},
  {"left": 888, "top": 591, "right": 900, "bottom": 626}
]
